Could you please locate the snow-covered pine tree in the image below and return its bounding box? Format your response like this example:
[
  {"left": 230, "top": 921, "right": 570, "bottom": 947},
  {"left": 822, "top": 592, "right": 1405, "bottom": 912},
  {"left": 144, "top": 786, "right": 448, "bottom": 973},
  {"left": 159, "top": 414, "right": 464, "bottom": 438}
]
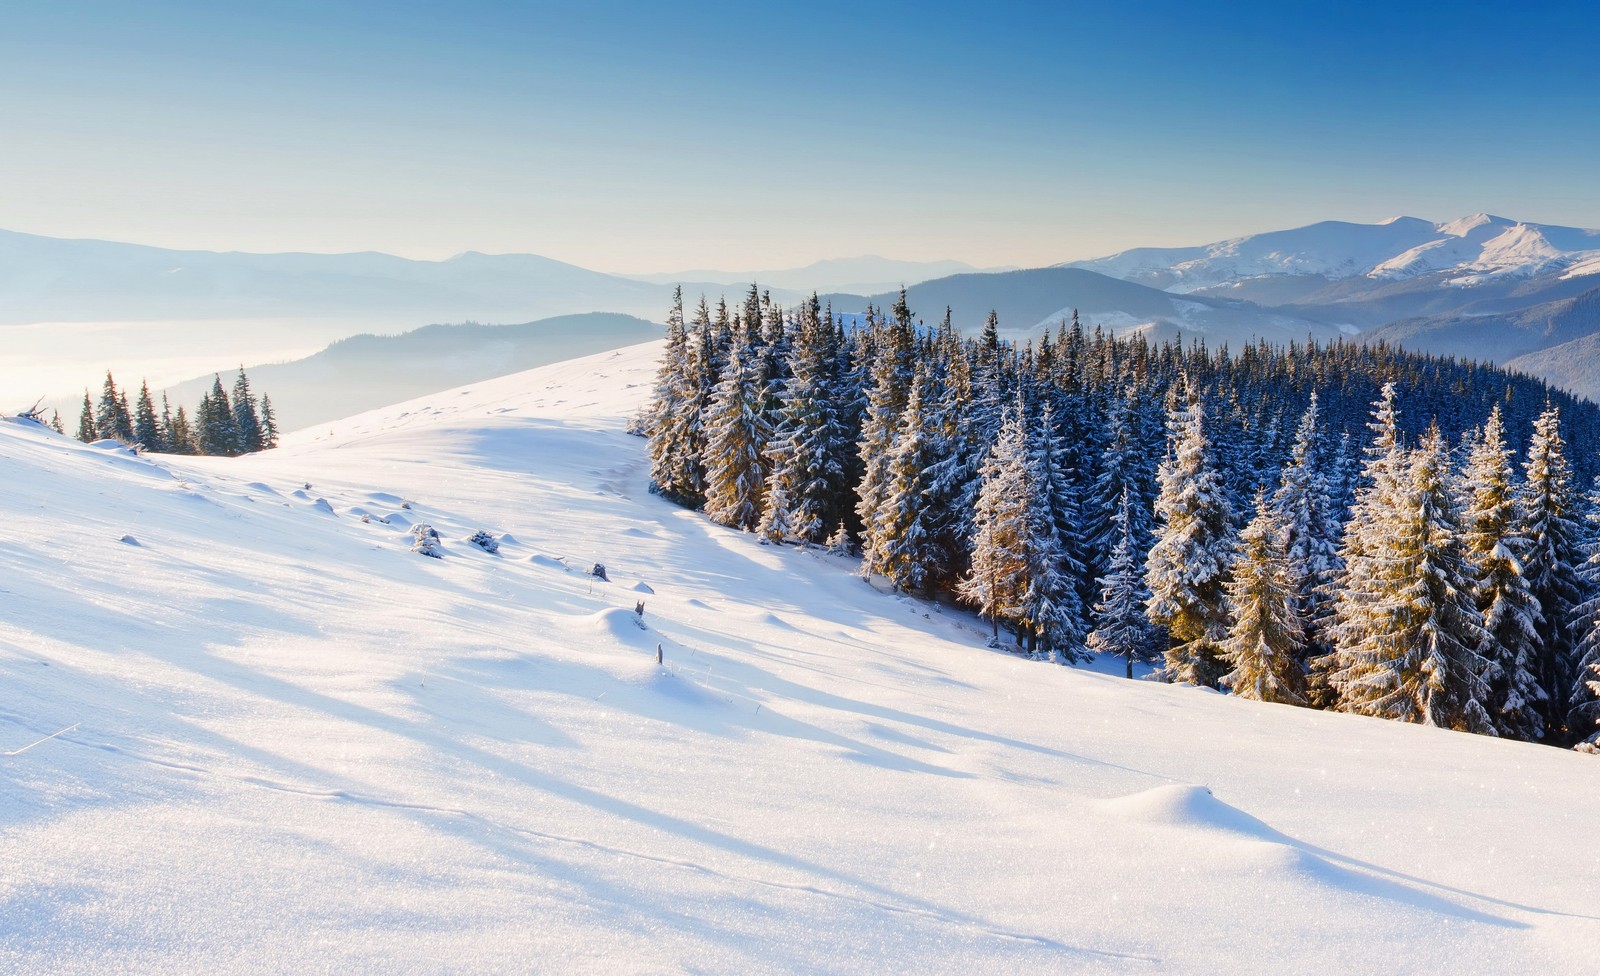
[
  {"left": 759, "top": 294, "right": 847, "bottom": 544},
  {"left": 865, "top": 363, "right": 943, "bottom": 592},
  {"left": 1519, "top": 403, "right": 1585, "bottom": 737},
  {"left": 854, "top": 306, "right": 915, "bottom": 548},
  {"left": 1566, "top": 477, "right": 1600, "bottom": 750},
  {"left": 196, "top": 375, "right": 239, "bottom": 456},
  {"left": 1145, "top": 376, "right": 1234, "bottom": 687},
  {"left": 825, "top": 519, "right": 855, "bottom": 558},
  {"left": 258, "top": 395, "right": 279, "bottom": 449},
  {"left": 701, "top": 342, "right": 771, "bottom": 531},
  {"left": 1322, "top": 383, "right": 1410, "bottom": 705},
  {"left": 133, "top": 381, "right": 163, "bottom": 453},
  {"left": 169, "top": 406, "right": 195, "bottom": 455},
  {"left": 1329, "top": 424, "right": 1494, "bottom": 732},
  {"left": 1272, "top": 394, "right": 1342, "bottom": 669},
  {"left": 1220, "top": 489, "right": 1309, "bottom": 705},
  {"left": 648, "top": 287, "right": 705, "bottom": 505},
  {"left": 232, "top": 368, "right": 263, "bottom": 453},
  {"left": 1459, "top": 404, "right": 1547, "bottom": 740},
  {"left": 76, "top": 391, "right": 96, "bottom": 443},
  {"left": 1024, "top": 399, "right": 1088, "bottom": 661},
  {"left": 959, "top": 402, "right": 1030, "bottom": 646},
  {"left": 1088, "top": 487, "right": 1157, "bottom": 678},
  {"left": 921, "top": 333, "right": 981, "bottom": 586},
  {"left": 95, "top": 372, "right": 134, "bottom": 442}
]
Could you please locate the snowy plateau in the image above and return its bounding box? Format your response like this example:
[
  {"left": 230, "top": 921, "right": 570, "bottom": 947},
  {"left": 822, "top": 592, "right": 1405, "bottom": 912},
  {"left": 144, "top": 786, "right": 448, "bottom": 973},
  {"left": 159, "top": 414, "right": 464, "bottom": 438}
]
[{"left": 3, "top": 342, "right": 1599, "bottom": 974}]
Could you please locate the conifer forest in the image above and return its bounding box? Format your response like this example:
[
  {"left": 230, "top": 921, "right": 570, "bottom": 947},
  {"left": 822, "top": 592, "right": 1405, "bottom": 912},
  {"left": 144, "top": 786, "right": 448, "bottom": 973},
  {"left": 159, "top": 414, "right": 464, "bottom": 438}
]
[
  {"left": 643, "top": 285, "right": 1600, "bottom": 751},
  {"left": 65, "top": 367, "right": 280, "bottom": 457}
]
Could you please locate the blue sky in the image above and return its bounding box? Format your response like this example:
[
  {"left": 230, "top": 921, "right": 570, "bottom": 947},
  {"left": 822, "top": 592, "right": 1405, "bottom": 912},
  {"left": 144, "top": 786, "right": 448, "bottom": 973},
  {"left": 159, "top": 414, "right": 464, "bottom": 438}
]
[{"left": 2, "top": 1, "right": 1596, "bottom": 271}]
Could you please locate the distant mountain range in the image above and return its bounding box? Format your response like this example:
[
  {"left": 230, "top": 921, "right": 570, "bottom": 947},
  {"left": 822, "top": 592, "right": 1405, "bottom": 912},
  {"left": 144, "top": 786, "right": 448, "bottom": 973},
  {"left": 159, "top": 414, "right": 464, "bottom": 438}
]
[
  {"left": 12, "top": 214, "right": 1600, "bottom": 425},
  {"left": 1065, "top": 214, "right": 1600, "bottom": 294},
  {"left": 156, "top": 312, "right": 662, "bottom": 433},
  {"left": 627, "top": 256, "right": 1015, "bottom": 295}
]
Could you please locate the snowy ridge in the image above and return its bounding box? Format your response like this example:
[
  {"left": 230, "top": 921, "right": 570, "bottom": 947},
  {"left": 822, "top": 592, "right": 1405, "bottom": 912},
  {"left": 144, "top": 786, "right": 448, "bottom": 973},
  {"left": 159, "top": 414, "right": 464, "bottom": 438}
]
[
  {"left": 1067, "top": 214, "right": 1600, "bottom": 292},
  {"left": 4, "top": 343, "right": 1600, "bottom": 972}
]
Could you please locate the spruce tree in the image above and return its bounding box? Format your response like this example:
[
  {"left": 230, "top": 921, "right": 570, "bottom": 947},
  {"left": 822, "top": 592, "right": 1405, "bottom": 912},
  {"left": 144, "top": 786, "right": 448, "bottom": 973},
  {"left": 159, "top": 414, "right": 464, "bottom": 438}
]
[
  {"left": 1566, "top": 477, "right": 1600, "bottom": 750},
  {"left": 866, "top": 364, "right": 943, "bottom": 592},
  {"left": 759, "top": 294, "right": 847, "bottom": 544},
  {"left": 259, "top": 395, "right": 279, "bottom": 448},
  {"left": 1273, "top": 394, "right": 1341, "bottom": 639},
  {"left": 133, "top": 381, "right": 163, "bottom": 453},
  {"left": 1328, "top": 425, "right": 1494, "bottom": 732},
  {"left": 232, "top": 368, "right": 263, "bottom": 453},
  {"left": 1220, "top": 490, "right": 1309, "bottom": 705},
  {"left": 76, "top": 391, "right": 96, "bottom": 442},
  {"left": 1087, "top": 487, "right": 1157, "bottom": 678},
  {"left": 701, "top": 344, "right": 770, "bottom": 531},
  {"left": 1519, "top": 404, "right": 1585, "bottom": 736},
  {"left": 1145, "top": 377, "right": 1234, "bottom": 687},
  {"left": 959, "top": 403, "right": 1031, "bottom": 646},
  {"left": 170, "top": 406, "right": 195, "bottom": 455},
  {"left": 648, "top": 287, "right": 704, "bottom": 504},
  {"left": 1459, "top": 404, "right": 1547, "bottom": 740},
  {"left": 1323, "top": 383, "right": 1411, "bottom": 705},
  {"left": 1024, "top": 399, "right": 1088, "bottom": 660},
  {"left": 95, "top": 372, "right": 133, "bottom": 442},
  {"left": 854, "top": 308, "right": 915, "bottom": 548}
]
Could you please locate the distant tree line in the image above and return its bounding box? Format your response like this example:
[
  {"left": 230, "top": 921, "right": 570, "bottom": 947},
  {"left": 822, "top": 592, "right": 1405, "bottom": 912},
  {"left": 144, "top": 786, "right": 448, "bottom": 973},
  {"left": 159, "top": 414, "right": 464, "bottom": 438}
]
[
  {"left": 71, "top": 368, "right": 279, "bottom": 456},
  {"left": 642, "top": 284, "right": 1600, "bottom": 752}
]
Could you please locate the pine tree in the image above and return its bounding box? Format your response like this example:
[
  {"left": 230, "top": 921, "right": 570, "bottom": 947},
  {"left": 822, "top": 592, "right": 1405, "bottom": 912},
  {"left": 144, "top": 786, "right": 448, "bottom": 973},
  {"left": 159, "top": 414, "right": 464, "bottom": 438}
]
[
  {"left": 1273, "top": 395, "right": 1342, "bottom": 634},
  {"left": 1459, "top": 404, "right": 1547, "bottom": 740},
  {"left": 1519, "top": 403, "right": 1585, "bottom": 737},
  {"left": 95, "top": 372, "right": 134, "bottom": 442},
  {"left": 49, "top": 410, "right": 64, "bottom": 434},
  {"left": 133, "top": 381, "right": 163, "bottom": 453},
  {"left": 701, "top": 343, "right": 770, "bottom": 531},
  {"left": 1145, "top": 377, "right": 1234, "bottom": 687},
  {"left": 825, "top": 519, "right": 855, "bottom": 558},
  {"left": 169, "top": 406, "right": 195, "bottom": 455},
  {"left": 759, "top": 294, "right": 847, "bottom": 544},
  {"left": 196, "top": 375, "right": 239, "bottom": 456},
  {"left": 648, "top": 287, "right": 704, "bottom": 504},
  {"left": 1328, "top": 425, "right": 1494, "bottom": 732},
  {"left": 959, "top": 403, "right": 1031, "bottom": 646},
  {"left": 76, "top": 391, "right": 96, "bottom": 443},
  {"left": 258, "top": 395, "right": 279, "bottom": 448},
  {"left": 866, "top": 364, "right": 943, "bottom": 592},
  {"left": 1220, "top": 490, "right": 1309, "bottom": 705},
  {"left": 854, "top": 308, "right": 915, "bottom": 549},
  {"left": 1024, "top": 399, "right": 1088, "bottom": 660},
  {"left": 232, "top": 368, "right": 263, "bottom": 453},
  {"left": 1087, "top": 487, "right": 1157, "bottom": 678},
  {"left": 1566, "top": 477, "right": 1600, "bottom": 750},
  {"left": 1322, "top": 383, "right": 1411, "bottom": 704}
]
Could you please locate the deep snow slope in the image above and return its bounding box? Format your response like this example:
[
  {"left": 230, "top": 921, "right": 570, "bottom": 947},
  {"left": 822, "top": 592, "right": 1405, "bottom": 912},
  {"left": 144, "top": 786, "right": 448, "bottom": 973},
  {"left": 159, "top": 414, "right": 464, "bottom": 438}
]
[{"left": 4, "top": 343, "right": 1599, "bottom": 975}]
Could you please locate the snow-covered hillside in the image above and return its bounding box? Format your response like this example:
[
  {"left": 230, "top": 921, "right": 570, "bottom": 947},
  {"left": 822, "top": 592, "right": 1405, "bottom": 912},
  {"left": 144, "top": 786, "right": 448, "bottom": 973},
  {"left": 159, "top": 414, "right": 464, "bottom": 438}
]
[
  {"left": 1068, "top": 214, "right": 1600, "bottom": 293},
  {"left": 4, "top": 343, "right": 1598, "bottom": 974}
]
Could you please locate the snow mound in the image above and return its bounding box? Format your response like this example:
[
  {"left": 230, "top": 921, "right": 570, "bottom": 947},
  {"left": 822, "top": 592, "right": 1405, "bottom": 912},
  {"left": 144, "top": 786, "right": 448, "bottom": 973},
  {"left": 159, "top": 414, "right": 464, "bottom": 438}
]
[
  {"left": 1097, "top": 784, "right": 1277, "bottom": 839},
  {"left": 585, "top": 605, "right": 650, "bottom": 644}
]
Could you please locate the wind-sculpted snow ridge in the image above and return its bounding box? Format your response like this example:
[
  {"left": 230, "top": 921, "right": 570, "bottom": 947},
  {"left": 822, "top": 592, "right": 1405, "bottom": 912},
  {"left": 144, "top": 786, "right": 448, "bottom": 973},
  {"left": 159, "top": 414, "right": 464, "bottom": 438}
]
[{"left": 3, "top": 344, "right": 1599, "bottom": 974}]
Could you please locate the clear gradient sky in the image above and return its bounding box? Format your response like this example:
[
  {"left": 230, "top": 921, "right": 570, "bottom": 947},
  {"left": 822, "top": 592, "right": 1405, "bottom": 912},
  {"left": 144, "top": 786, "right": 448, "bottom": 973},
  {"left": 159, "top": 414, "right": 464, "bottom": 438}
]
[{"left": 2, "top": 1, "right": 1597, "bottom": 272}]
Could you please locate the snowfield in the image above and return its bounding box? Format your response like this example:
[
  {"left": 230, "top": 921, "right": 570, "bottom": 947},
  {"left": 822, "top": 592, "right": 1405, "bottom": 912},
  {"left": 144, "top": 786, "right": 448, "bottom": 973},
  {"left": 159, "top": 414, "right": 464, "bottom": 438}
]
[{"left": 4, "top": 342, "right": 1599, "bottom": 974}]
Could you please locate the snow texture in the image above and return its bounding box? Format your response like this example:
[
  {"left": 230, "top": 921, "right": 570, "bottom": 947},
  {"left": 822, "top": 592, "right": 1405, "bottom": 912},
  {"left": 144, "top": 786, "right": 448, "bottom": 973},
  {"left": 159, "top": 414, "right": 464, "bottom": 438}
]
[{"left": 2, "top": 345, "right": 1598, "bottom": 974}]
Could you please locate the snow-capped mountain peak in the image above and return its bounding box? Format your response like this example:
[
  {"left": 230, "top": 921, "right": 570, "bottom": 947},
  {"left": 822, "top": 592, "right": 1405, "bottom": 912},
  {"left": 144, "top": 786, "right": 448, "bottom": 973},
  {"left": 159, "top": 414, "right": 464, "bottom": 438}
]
[{"left": 1067, "top": 214, "right": 1600, "bottom": 292}]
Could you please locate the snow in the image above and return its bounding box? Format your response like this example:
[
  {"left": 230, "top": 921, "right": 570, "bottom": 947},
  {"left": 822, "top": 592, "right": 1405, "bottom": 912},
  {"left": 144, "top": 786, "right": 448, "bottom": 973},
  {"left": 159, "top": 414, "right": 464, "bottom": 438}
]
[{"left": 4, "top": 343, "right": 1600, "bottom": 973}]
